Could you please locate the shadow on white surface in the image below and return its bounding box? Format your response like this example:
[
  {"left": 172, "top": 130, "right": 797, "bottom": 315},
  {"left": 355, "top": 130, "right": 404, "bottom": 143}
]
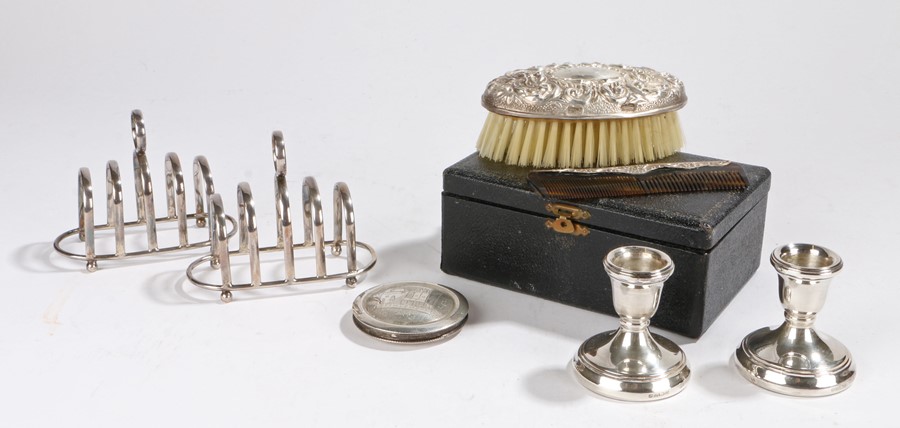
[
  {"left": 657, "top": 331, "right": 698, "bottom": 347},
  {"left": 522, "top": 365, "right": 587, "bottom": 404},
  {"left": 694, "top": 359, "right": 758, "bottom": 399},
  {"left": 13, "top": 242, "right": 75, "bottom": 273},
  {"left": 22, "top": 238, "right": 211, "bottom": 275},
  {"left": 338, "top": 310, "right": 445, "bottom": 352},
  {"left": 141, "top": 268, "right": 212, "bottom": 304},
  {"left": 363, "top": 231, "right": 443, "bottom": 285},
  {"left": 140, "top": 266, "right": 351, "bottom": 305}
]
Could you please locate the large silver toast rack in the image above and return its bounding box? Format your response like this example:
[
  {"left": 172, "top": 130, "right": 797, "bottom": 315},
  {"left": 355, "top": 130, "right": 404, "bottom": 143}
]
[
  {"left": 185, "top": 132, "right": 377, "bottom": 302},
  {"left": 53, "top": 110, "right": 236, "bottom": 271}
]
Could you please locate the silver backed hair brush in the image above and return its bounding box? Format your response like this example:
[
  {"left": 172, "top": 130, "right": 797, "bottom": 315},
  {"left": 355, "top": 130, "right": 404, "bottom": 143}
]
[{"left": 476, "top": 63, "right": 687, "bottom": 168}]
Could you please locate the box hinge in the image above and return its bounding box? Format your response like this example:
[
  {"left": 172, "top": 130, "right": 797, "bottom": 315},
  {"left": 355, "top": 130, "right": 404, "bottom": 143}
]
[{"left": 545, "top": 203, "right": 591, "bottom": 236}]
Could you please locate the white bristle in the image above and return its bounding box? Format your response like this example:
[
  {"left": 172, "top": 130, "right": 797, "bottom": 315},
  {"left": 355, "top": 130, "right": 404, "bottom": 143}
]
[{"left": 476, "top": 111, "right": 685, "bottom": 167}]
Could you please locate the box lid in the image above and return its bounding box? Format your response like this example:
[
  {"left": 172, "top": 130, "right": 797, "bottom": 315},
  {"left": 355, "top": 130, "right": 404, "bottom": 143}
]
[{"left": 442, "top": 152, "right": 771, "bottom": 251}]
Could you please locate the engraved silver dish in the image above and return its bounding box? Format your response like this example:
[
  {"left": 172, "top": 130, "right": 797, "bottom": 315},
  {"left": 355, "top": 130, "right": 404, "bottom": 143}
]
[
  {"left": 352, "top": 282, "right": 469, "bottom": 343},
  {"left": 572, "top": 246, "right": 690, "bottom": 401},
  {"left": 734, "top": 243, "right": 855, "bottom": 397},
  {"left": 481, "top": 63, "right": 686, "bottom": 120}
]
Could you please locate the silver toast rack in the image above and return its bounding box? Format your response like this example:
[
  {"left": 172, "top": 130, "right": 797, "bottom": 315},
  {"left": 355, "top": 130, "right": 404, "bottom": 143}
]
[
  {"left": 185, "top": 132, "right": 377, "bottom": 302},
  {"left": 53, "top": 110, "right": 236, "bottom": 271}
]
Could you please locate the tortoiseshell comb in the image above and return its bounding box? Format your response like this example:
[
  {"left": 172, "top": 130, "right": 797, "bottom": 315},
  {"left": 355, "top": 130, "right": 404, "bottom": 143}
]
[{"left": 528, "top": 160, "right": 749, "bottom": 200}]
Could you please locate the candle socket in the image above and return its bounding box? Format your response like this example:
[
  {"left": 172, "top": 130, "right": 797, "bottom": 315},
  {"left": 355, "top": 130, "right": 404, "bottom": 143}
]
[
  {"left": 734, "top": 243, "right": 855, "bottom": 397},
  {"left": 572, "top": 246, "right": 691, "bottom": 401}
]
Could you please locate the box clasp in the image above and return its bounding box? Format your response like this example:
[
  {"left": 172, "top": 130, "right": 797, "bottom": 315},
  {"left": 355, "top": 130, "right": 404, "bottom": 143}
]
[{"left": 545, "top": 203, "right": 591, "bottom": 236}]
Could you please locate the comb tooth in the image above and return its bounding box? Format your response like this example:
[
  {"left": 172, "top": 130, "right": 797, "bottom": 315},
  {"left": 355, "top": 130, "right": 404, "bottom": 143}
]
[
  {"left": 640, "top": 176, "right": 657, "bottom": 194},
  {"left": 696, "top": 172, "right": 710, "bottom": 190},
  {"left": 713, "top": 172, "right": 723, "bottom": 188},
  {"left": 583, "top": 177, "right": 609, "bottom": 198},
  {"left": 731, "top": 171, "right": 750, "bottom": 188},
  {"left": 572, "top": 179, "right": 593, "bottom": 199},
  {"left": 650, "top": 176, "right": 665, "bottom": 193},
  {"left": 696, "top": 172, "right": 711, "bottom": 190},
  {"left": 611, "top": 176, "right": 640, "bottom": 197},
  {"left": 720, "top": 173, "right": 734, "bottom": 187},
  {"left": 642, "top": 176, "right": 660, "bottom": 194},
  {"left": 711, "top": 172, "right": 724, "bottom": 189},
  {"left": 723, "top": 172, "right": 736, "bottom": 187},
  {"left": 650, "top": 174, "right": 678, "bottom": 193},
  {"left": 674, "top": 174, "right": 690, "bottom": 191},
  {"left": 704, "top": 171, "right": 735, "bottom": 189}
]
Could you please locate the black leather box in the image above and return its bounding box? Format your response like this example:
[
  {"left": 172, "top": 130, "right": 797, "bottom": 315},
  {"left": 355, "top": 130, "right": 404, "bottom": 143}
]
[{"left": 441, "top": 152, "right": 771, "bottom": 338}]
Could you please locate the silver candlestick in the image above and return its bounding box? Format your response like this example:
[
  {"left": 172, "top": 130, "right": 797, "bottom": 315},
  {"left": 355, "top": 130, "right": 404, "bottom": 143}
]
[
  {"left": 572, "top": 246, "right": 691, "bottom": 401},
  {"left": 734, "top": 243, "right": 855, "bottom": 396}
]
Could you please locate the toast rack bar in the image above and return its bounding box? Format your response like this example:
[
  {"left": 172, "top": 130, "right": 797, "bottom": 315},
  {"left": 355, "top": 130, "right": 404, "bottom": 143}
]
[
  {"left": 185, "top": 132, "right": 377, "bottom": 302},
  {"left": 53, "top": 110, "right": 236, "bottom": 271}
]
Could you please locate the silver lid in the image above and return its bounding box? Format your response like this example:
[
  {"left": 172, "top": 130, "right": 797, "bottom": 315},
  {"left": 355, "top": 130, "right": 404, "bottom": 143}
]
[
  {"left": 481, "top": 63, "right": 686, "bottom": 120},
  {"left": 352, "top": 282, "right": 469, "bottom": 343}
]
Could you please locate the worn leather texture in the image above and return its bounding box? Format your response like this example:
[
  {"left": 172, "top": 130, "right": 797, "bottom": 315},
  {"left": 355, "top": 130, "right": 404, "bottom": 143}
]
[{"left": 440, "top": 152, "right": 771, "bottom": 338}]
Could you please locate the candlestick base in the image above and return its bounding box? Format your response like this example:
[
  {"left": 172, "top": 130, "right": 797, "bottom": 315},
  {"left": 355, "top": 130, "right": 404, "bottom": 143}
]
[
  {"left": 734, "top": 322, "right": 855, "bottom": 397},
  {"left": 573, "top": 328, "right": 691, "bottom": 401}
]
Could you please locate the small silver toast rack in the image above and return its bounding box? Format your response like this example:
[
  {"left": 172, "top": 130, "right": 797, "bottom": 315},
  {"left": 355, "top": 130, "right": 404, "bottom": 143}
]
[
  {"left": 53, "top": 110, "right": 236, "bottom": 271},
  {"left": 185, "top": 132, "right": 377, "bottom": 302}
]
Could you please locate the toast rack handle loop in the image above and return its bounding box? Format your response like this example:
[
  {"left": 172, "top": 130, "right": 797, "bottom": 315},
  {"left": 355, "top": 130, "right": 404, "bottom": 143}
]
[
  {"left": 272, "top": 131, "right": 287, "bottom": 177},
  {"left": 78, "top": 167, "right": 97, "bottom": 271},
  {"left": 275, "top": 176, "right": 296, "bottom": 280},
  {"left": 303, "top": 176, "right": 326, "bottom": 277},
  {"left": 193, "top": 156, "right": 216, "bottom": 228},
  {"left": 132, "top": 146, "right": 158, "bottom": 250},
  {"left": 164, "top": 153, "right": 189, "bottom": 246},
  {"left": 106, "top": 160, "right": 126, "bottom": 256},
  {"left": 131, "top": 109, "right": 147, "bottom": 154},
  {"left": 332, "top": 182, "right": 355, "bottom": 256},
  {"left": 208, "top": 194, "right": 232, "bottom": 296},
  {"left": 237, "top": 182, "right": 261, "bottom": 287},
  {"left": 332, "top": 182, "right": 358, "bottom": 286}
]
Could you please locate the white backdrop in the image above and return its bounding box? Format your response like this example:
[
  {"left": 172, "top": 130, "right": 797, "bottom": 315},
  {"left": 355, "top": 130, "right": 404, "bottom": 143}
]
[{"left": 1, "top": 1, "right": 896, "bottom": 426}]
